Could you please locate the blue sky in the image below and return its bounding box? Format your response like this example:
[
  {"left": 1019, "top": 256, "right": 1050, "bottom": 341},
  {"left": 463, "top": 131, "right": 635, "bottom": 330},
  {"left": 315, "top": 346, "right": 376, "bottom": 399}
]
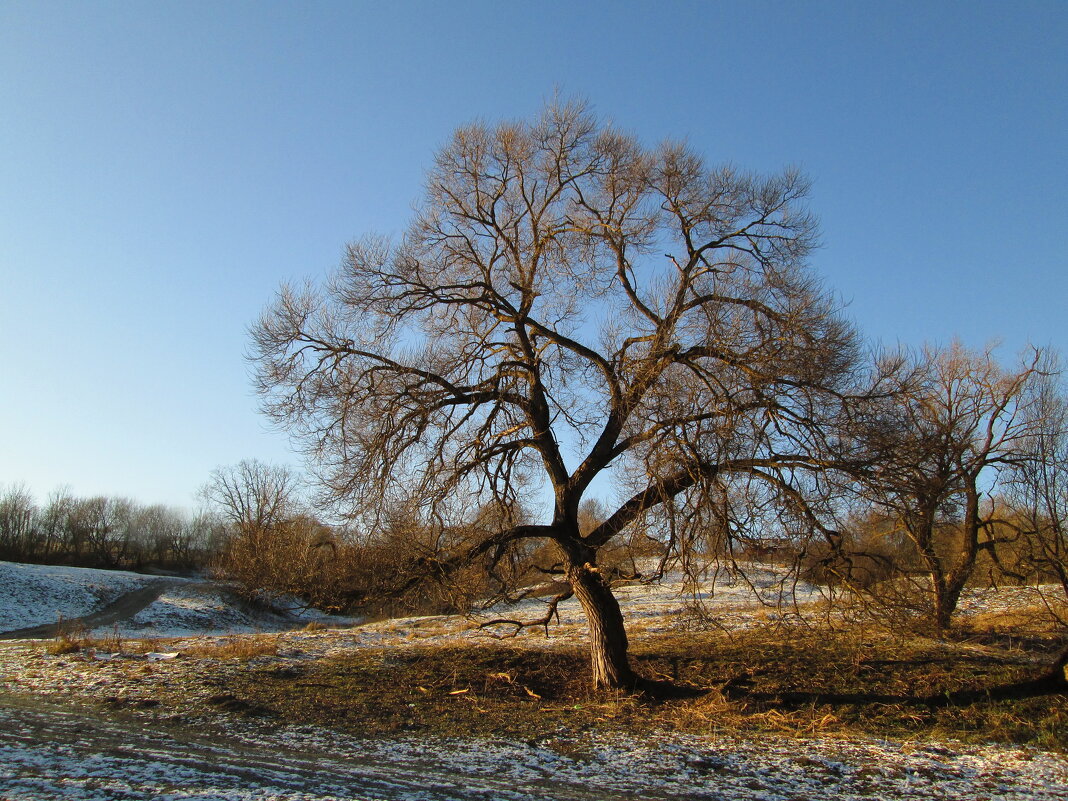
[{"left": 1, "top": 0, "right": 1065, "bottom": 509}]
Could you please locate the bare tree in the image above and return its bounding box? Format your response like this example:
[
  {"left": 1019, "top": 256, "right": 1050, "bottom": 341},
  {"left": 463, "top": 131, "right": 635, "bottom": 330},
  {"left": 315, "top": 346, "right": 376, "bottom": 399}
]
[
  {"left": 131, "top": 503, "right": 206, "bottom": 570},
  {"left": 202, "top": 460, "right": 343, "bottom": 603},
  {"left": 251, "top": 100, "right": 864, "bottom": 688},
  {"left": 849, "top": 343, "right": 1042, "bottom": 632},
  {"left": 0, "top": 484, "right": 37, "bottom": 560},
  {"left": 67, "top": 496, "right": 134, "bottom": 568},
  {"left": 203, "top": 460, "right": 300, "bottom": 535},
  {"left": 1008, "top": 353, "right": 1068, "bottom": 606}
]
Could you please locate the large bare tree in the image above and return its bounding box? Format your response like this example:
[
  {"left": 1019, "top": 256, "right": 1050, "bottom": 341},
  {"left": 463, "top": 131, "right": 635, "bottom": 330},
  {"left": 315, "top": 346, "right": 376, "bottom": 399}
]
[{"left": 252, "top": 100, "right": 862, "bottom": 688}]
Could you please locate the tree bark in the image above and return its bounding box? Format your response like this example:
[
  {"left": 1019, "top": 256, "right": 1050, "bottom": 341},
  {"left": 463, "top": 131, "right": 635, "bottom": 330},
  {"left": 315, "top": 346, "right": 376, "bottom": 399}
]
[
  {"left": 932, "top": 578, "right": 959, "bottom": 633},
  {"left": 566, "top": 560, "right": 636, "bottom": 689}
]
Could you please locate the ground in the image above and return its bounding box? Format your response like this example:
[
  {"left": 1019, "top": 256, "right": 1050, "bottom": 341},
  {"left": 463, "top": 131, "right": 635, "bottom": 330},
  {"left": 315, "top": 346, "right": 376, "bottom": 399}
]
[{"left": 0, "top": 560, "right": 1066, "bottom": 799}]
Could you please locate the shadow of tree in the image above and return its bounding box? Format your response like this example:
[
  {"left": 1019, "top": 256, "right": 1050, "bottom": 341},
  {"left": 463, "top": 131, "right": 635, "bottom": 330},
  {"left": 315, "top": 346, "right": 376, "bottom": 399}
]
[{"left": 722, "top": 643, "right": 1068, "bottom": 709}]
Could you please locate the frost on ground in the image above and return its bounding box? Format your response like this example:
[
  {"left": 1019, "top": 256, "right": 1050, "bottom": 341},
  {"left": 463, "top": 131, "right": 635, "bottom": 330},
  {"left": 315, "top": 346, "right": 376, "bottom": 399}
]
[
  {"left": 0, "top": 559, "right": 1067, "bottom": 799},
  {"left": 4, "top": 697, "right": 1068, "bottom": 801},
  {"left": 0, "top": 561, "right": 355, "bottom": 639},
  {"left": 122, "top": 583, "right": 354, "bottom": 638},
  {"left": 1, "top": 694, "right": 1067, "bottom": 801},
  {"left": 0, "top": 561, "right": 151, "bottom": 632}
]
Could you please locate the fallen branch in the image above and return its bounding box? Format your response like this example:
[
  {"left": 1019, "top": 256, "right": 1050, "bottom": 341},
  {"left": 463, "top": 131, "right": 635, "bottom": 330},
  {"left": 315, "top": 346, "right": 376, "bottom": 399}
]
[{"left": 478, "top": 586, "right": 574, "bottom": 638}]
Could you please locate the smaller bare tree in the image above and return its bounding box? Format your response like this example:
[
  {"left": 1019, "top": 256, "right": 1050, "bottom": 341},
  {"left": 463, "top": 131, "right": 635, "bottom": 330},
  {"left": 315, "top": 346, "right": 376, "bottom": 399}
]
[
  {"left": 1008, "top": 353, "right": 1068, "bottom": 611},
  {"left": 0, "top": 484, "right": 37, "bottom": 561},
  {"left": 203, "top": 459, "right": 300, "bottom": 535},
  {"left": 850, "top": 343, "right": 1042, "bottom": 631},
  {"left": 203, "top": 460, "right": 341, "bottom": 605}
]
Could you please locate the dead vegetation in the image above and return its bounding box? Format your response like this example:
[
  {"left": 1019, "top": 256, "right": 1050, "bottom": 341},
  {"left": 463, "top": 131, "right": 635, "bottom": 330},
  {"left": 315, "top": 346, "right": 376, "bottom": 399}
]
[
  {"left": 183, "top": 634, "right": 281, "bottom": 661},
  {"left": 202, "top": 621, "right": 1068, "bottom": 751},
  {"left": 46, "top": 619, "right": 124, "bottom": 655},
  {"left": 44, "top": 620, "right": 280, "bottom": 662}
]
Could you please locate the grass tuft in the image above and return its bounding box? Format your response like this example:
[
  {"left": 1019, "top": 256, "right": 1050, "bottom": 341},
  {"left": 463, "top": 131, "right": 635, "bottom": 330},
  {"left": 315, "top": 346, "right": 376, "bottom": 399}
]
[
  {"left": 186, "top": 635, "right": 280, "bottom": 661},
  {"left": 46, "top": 620, "right": 124, "bottom": 655}
]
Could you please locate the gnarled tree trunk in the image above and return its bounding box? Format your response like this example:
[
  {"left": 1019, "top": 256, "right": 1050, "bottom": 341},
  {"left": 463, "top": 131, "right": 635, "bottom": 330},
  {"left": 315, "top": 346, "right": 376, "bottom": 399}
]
[{"left": 563, "top": 555, "right": 635, "bottom": 689}]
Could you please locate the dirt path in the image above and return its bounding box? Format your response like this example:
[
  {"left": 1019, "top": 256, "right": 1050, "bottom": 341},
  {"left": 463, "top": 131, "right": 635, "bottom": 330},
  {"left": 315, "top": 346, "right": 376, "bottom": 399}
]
[
  {"left": 0, "top": 580, "right": 181, "bottom": 640},
  {"left": 0, "top": 692, "right": 639, "bottom": 800}
]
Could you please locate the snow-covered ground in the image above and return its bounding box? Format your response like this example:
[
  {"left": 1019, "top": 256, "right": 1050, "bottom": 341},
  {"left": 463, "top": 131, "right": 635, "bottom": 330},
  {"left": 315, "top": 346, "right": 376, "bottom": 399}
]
[
  {"left": 121, "top": 582, "right": 351, "bottom": 638},
  {"left": 0, "top": 558, "right": 818, "bottom": 645},
  {"left": 0, "top": 559, "right": 1066, "bottom": 800},
  {"left": 0, "top": 561, "right": 353, "bottom": 638},
  {"left": 0, "top": 561, "right": 153, "bottom": 632},
  {"left": 3, "top": 698, "right": 1067, "bottom": 801}
]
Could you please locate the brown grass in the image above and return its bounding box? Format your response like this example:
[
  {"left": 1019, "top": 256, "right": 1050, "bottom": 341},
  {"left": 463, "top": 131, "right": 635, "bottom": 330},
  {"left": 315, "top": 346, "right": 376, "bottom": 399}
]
[
  {"left": 964, "top": 599, "right": 1068, "bottom": 633},
  {"left": 46, "top": 620, "right": 124, "bottom": 655},
  {"left": 206, "top": 623, "right": 1068, "bottom": 750},
  {"left": 185, "top": 635, "right": 280, "bottom": 661}
]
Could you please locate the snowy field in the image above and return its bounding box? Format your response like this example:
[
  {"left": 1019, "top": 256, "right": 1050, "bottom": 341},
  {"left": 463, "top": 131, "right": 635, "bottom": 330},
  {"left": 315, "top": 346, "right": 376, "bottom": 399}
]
[
  {"left": 2, "top": 697, "right": 1067, "bottom": 801},
  {"left": 0, "top": 561, "right": 350, "bottom": 638},
  {"left": 0, "top": 561, "right": 153, "bottom": 632},
  {"left": 0, "top": 560, "right": 1067, "bottom": 799}
]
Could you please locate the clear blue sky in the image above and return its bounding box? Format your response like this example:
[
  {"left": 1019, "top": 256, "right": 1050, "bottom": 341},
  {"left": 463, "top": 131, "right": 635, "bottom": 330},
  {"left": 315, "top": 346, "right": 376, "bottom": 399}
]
[{"left": 1, "top": 0, "right": 1065, "bottom": 509}]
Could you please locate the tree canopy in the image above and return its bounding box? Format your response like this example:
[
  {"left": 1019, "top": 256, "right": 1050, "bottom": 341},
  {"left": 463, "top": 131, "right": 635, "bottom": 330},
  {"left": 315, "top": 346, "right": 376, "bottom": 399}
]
[{"left": 252, "top": 100, "right": 878, "bottom": 687}]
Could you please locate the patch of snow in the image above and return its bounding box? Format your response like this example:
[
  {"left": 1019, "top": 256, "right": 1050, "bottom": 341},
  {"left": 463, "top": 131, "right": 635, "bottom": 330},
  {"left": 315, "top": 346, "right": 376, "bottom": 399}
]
[
  {"left": 119, "top": 584, "right": 287, "bottom": 637},
  {"left": 144, "top": 652, "right": 179, "bottom": 661},
  {"left": 118, "top": 584, "right": 359, "bottom": 638},
  {"left": 0, "top": 561, "right": 152, "bottom": 632},
  {"left": 0, "top": 561, "right": 356, "bottom": 639}
]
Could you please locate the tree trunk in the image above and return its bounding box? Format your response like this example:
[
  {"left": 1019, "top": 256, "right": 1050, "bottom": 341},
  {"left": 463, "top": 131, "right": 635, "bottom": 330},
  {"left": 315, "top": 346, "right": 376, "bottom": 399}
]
[
  {"left": 566, "top": 560, "right": 635, "bottom": 689},
  {"left": 932, "top": 578, "right": 956, "bottom": 633},
  {"left": 932, "top": 485, "right": 982, "bottom": 633},
  {"left": 920, "top": 548, "right": 953, "bottom": 633}
]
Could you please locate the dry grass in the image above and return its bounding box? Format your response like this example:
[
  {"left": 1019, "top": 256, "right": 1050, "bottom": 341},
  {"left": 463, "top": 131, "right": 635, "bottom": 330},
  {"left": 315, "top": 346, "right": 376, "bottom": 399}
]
[
  {"left": 46, "top": 620, "right": 124, "bottom": 655},
  {"left": 35, "top": 607, "right": 1064, "bottom": 751},
  {"left": 209, "top": 623, "right": 1068, "bottom": 750},
  {"left": 46, "top": 616, "right": 89, "bottom": 654},
  {"left": 964, "top": 599, "right": 1068, "bottom": 633},
  {"left": 185, "top": 635, "right": 280, "bottom": 661}
]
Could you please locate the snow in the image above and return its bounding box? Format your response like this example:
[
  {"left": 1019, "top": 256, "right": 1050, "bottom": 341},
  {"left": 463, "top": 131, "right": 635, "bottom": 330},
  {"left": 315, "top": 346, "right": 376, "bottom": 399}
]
[
  {"left": 0, "top": 561, "right": 358, "bottom": 638},
  {"left": 0, "top": 561, "right": 150, "bottom": 631},
  {"left": 125, "top": 583, "right": 296, "bottom": 637},
  {"left": 0, "top": 700, "right": 1066, "bottom": 800},
  {"left": 0, "top": 558, "right": 1066, "bottom": 800}
]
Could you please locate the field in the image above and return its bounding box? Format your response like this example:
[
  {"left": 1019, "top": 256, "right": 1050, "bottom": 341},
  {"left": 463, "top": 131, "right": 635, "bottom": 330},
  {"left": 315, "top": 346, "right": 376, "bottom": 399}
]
[{"left": 1, "top": 560, "right": 1067, "bottom": 799}]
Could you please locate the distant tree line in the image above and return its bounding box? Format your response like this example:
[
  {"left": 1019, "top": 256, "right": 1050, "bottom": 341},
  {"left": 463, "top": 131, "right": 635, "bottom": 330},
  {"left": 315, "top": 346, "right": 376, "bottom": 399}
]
[{"left": 0, "top": 485, "right": 225, "bottom": 572}]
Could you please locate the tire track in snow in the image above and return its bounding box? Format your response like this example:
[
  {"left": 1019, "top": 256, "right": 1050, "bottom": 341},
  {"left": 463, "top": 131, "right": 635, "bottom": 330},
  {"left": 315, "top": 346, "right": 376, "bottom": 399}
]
[{"left": 0, "top": 580, "right": 182, "bottom": 640}]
